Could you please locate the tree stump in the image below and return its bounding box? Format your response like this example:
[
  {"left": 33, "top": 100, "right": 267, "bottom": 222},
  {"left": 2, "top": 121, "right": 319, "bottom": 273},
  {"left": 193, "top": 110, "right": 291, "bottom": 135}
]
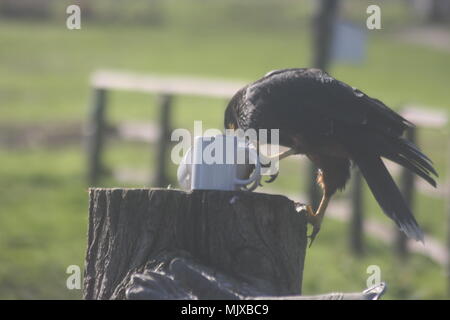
[{"left": 83, "top": 188, "right": 308, "bottom": 300}]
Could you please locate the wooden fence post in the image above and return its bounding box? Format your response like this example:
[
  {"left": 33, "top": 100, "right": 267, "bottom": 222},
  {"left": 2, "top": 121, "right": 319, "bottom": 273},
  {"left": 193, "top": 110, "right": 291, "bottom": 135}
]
[
  {"left": 84, "top": 189, "right": 308, "bottom": 299},
  {"left": 395, "top": 126, "right": 417, "bottom": 259},
  {"left": 86, "top": 88, "right": 107, "bottom": 185},
  {"left": 153, "top": 94, "right": 173, "bottom": 187},
  {"left": 350, "top": 168, "right": 364, "bottom": 255},
  {"left": 312, "top": 0, "right": 339, "bottom": 71}
]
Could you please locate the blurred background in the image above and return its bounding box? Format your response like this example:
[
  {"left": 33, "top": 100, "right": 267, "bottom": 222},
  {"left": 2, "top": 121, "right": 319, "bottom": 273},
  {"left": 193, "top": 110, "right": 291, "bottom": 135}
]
[{"left": 1, "top": 0, "right": 450, "bottom": 299}]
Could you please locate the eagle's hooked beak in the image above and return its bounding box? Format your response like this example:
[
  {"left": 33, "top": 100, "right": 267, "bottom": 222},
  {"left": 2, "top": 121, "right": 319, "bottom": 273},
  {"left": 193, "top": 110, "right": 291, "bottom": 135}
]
[{"left": 226, "top": 123, "right": 236, "bottom": 130}]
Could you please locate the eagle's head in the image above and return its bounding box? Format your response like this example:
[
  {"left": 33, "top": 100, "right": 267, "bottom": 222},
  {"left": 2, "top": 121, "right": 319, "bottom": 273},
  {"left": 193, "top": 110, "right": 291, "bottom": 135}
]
[
  {"left": 224, "top": 103, "right": 238, "bottom": 130},
  {"left": 224, "top": 87, "right": 247, "bottom": 130}
]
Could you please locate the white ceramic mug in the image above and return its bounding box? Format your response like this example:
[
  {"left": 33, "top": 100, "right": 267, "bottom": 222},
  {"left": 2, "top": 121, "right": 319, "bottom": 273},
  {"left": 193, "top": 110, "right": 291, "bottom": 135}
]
[{"left": 177, "top": 135, "right": 260, "bottom": 191}]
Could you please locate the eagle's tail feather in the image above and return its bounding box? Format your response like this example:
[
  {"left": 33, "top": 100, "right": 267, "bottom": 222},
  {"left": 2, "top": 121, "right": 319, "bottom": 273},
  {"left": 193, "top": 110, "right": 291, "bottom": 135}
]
[
  {"left": 351, "top": 152, "right": 424, "bottom": 242},
  {"left": 383, "top": 153, "right": 436, "bottom": 187},
  {"left": 370, "top": 135, "right": 437, "bottom": 187},
  {"left": 395, "top": 137, "right": 437, "bottom": 175}
]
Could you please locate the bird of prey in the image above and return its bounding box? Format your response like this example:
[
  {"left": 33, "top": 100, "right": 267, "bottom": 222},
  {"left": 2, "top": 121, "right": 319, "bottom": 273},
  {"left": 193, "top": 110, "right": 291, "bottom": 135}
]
[{"left": 224, "top": 68, "right": 437, "bottom": 245}]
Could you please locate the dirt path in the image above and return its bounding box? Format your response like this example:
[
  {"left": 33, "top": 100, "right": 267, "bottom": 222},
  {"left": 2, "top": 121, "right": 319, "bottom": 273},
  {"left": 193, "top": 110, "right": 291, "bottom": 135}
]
[
  {"left": 394, "top": 26, "right": 450, "bottom": 52},
  {"left": 0, "top": 122, "right": 83, "bottom": 149}
]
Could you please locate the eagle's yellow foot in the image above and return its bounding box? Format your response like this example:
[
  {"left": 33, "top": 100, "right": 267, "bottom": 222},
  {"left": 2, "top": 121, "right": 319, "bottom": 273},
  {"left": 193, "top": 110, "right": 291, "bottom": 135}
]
[{"left": 305, "top": 205, "right": 322, "bottom": 247}]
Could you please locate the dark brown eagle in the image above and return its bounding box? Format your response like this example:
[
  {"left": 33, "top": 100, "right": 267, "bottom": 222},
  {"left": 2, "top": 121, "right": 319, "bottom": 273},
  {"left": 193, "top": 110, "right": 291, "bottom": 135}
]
[{"left": 224, "top": 68, "right": 437, "bottom": 245}]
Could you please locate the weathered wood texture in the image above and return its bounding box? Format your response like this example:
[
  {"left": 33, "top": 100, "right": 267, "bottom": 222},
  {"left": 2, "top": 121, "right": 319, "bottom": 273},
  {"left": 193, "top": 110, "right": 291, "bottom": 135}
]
[{"left": 84, "top": 188, "right": 308, "bottom": 300}]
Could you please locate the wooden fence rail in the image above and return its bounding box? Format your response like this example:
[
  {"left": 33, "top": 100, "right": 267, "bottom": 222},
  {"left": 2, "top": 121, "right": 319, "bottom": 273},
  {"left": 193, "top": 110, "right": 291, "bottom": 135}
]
[
  {"left": 86, "top": 70, "right": 245, "bottom": 186},
  {"left": 396, "top": 126, "right": 416, "bottom": 259},
  {"left": 86, "top": 88, "right": 107, "bottom": 185}
]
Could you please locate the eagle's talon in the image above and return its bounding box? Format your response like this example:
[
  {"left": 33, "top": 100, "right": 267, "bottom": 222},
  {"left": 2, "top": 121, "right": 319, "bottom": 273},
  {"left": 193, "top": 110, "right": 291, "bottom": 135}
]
[
  {"left": 305, "top": 204, "right": 322, "bottom": 247},
  {"left": 308, "top": 225, "right": 321, "bottom": 248},
  {"left": 265, "top": 172, "right": 279, "bottom": 183}
]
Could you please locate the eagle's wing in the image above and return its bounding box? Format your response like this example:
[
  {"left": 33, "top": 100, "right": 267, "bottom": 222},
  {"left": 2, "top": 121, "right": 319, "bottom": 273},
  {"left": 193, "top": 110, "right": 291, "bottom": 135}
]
[{"left": 246, "top": 68, "right": 410, "bottom": 134}]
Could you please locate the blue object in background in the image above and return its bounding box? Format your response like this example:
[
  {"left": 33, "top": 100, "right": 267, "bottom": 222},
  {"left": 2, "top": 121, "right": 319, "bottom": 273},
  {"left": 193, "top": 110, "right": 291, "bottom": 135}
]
[{"left": 331, "top": 21, "right": 367, "bottom": 64}]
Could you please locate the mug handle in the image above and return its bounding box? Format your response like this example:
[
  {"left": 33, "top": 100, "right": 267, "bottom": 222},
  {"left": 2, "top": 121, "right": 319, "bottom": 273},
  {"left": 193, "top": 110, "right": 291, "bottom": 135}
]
[{"left": 234, "top": 146, "right": 261, "bottom": 186}]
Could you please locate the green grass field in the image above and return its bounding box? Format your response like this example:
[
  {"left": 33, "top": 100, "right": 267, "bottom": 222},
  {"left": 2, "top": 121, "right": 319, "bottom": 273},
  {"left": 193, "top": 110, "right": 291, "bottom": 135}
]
[{"left": 1, "top": 1, "right": 450, "bottom": 299}]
